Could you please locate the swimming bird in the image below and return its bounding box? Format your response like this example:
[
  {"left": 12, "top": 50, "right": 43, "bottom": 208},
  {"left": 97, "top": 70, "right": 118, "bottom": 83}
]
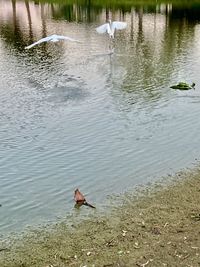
[
  {"left": 25, "top": 34, "right": 80, "bottom": 49},
  {"left": 74, "top": 189, "right": 95, "bottom": 208},
  {"left": 96, "top": 19, "right": 127, "bottom": 38},
  {"left": 170, "top": 82, "right": 195, "bottom": 90}
]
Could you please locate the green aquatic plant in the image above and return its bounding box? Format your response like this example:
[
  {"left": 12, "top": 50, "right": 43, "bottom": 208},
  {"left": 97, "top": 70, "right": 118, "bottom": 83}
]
[{"left": 170, "top": 82, "right": 195, "bottom": 90}]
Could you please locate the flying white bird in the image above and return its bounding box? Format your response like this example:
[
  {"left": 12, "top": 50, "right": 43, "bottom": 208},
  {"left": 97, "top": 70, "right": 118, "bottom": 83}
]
[
  {"left": 25, "top": 34, "right": 80, "bottom": 49},
  {"left": 96, "top": 20, "right": 127, "bottom": 38}
]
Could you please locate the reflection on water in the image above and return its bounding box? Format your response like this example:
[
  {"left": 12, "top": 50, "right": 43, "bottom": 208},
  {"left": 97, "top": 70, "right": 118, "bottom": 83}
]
[{"left": 1, "top": 0, "right": 200, "bottom": 234}]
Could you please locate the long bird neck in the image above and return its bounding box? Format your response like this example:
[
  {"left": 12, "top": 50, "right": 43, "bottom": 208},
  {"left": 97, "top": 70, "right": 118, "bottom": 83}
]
[{"left": 107, "top": 20, "right": 114, "bottom": 38}]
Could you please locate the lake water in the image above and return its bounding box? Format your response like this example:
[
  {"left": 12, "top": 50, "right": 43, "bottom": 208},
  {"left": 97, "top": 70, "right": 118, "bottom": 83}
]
[{"left": 1, "top": 0, "right": 200, "bottom": 234}]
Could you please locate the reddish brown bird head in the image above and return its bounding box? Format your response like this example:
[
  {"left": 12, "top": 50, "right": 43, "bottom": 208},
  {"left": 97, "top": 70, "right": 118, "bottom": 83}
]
[
  {"left": 74, "top": 189, "right": 96, "bottom": 209},
  {"left": 74, "top": 189, "right": 86, "bottom": 205}
]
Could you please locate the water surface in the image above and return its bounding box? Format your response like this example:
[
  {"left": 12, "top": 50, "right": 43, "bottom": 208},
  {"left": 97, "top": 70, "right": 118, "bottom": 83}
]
[{"left": 1, "top": 0, "right": 200, "bottom": 233}]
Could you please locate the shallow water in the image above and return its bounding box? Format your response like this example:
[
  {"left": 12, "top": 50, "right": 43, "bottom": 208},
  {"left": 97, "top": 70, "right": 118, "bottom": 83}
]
[{"left": 0, "top": 0, "right": 200, "bottom": 234}]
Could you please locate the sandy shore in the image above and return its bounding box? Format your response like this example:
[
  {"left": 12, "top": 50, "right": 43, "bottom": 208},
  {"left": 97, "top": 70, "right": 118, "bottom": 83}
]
[{"left": 0, "top": 168, "right": 200, "bottom": 267}]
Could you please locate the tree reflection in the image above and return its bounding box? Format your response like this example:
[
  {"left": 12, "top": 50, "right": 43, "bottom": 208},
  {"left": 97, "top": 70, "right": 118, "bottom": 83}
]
[
  {"left": 109, "top": 4, "right": 198, "bottom": 108},
  {"left": 0, "top": 0, "right": 28, "bottom": 51},
  {"left": 0, "top": 0, "right": 199, "bottom": 105},
  {"left": 41, "top": 3, "right": 47, "bottom": 37},
  {"left": 25, "top": 0, "right": 33, "bottom": 40}
]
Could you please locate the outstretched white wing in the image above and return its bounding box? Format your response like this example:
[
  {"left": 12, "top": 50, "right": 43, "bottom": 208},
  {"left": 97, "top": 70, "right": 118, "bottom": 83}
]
[
  {"left": 25, "top": 34, "right": 81, "bottom": 49},
  {"left": 56, "top": 35, "right": 81, "bottom": 42},
  {"left": 25, "top": 36, "right": 53, "bottom": 49},
  {"left": 112, "top": 21, "right": 127, "bottom": 30},
  {"left": 96, "top": 23, "right": 110, "bottom": 34}
]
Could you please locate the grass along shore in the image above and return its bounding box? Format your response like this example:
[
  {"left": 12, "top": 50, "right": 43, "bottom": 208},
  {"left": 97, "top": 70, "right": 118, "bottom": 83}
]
[{"left": 0, "top": 169, "right": 200, "bottom": 267}]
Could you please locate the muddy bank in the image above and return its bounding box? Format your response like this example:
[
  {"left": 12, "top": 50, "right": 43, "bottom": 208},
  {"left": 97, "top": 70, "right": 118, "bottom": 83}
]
[{"left": 0, "top": 169, "right": 200, "bottom": 267}]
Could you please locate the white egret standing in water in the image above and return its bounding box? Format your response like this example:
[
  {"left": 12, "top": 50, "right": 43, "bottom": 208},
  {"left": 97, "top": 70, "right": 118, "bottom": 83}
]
[
  {"left": 96, "top": 20, "right": 127, "bottom": 39},
  {"left": 25, "top": 34, "right": 80, "bottom": 49}
]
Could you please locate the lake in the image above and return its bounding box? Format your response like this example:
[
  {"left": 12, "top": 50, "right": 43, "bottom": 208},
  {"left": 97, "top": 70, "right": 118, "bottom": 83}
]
[{"left": 0, "top": 0, "right": 200, "bottom": 234}]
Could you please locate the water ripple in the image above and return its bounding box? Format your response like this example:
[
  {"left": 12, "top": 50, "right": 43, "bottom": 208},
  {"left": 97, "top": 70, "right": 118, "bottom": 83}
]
[{"left": 1, "top": 2, "right": 200, "bottom": 234}]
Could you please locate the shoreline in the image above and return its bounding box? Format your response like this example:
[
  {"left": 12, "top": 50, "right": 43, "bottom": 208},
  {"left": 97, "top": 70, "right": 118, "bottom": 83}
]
[{"left": 1, "top": 168, "right": 200, "bottom": 267}]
